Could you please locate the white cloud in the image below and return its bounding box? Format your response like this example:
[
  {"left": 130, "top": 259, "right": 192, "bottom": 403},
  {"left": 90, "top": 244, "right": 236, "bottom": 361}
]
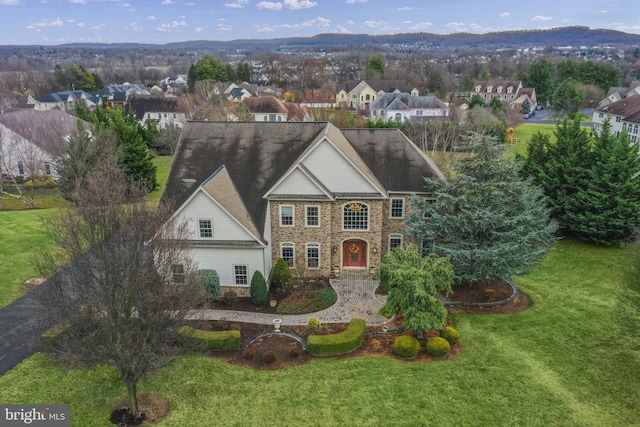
[
  {"left": 155, "top": 20, "right": 187, "bottom": 31},
  {"left": 161, "top": 0, "right": 172, "bottom": 4},
  {"left": 284, "top": 0, "right": 317, "bottom": 9},
  {"left": 398, "top": 7, "right": 411, "bottom": 11},
  {"left": 184, "top": 2, "right": 195, "bottom": 5},
  {"left": 409, "top": 21, "right": 432, "bottom": 31},
  {"left": 446, "top": 21, "right": 467, "bottom": 32},
  {"left": 69, "top": 0, "right": 121, "bottom": 3},
  {"left": 146, "top": 15, "right": 156, "bottom": 20},
  {"left": 91, "top": 24, "right": 106, "bottom": 30},
  {"left": 346, "top": 0, "right": 366, "bottom": 3},
  {"left": 257, "top": 16, "right": 331, "bottom": 33},
  {"left": 127, "top": 22, "right": 143, "bottom": 31},
  {"left": 363, "top": 20, "right": 385, "bottom": 29},
  {"left": 256, "top": 1, "right": 282, "bottom": 10},
  {"left": 344, "top": 20, "right": 354, "bottom": 25},
  {"left": 217, "top": 23, "right": 232, "bottom": 32},
  {"left": 77, "top": 22, "right": 85, "bottom": 27},
  {"left": 224, "top": 0, "right": 248, "bottom": 7},
  {"left": 499, "top": 12, "right": 510, "bottom": 18},
  {"left": 195, "top": 27, "right": 204, "bottom": 32},
  {"left": 531, "top": 16, "right": 552, "bottom": 21},
  {"left": 27, "top": 17, "right": 64, "bottom": 28},
  {"left": 0, "top": 0, "right": 21, "bottom": 5}
]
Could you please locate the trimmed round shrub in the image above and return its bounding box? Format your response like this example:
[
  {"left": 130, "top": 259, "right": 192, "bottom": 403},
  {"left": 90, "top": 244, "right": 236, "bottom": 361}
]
[
  {"left": 271, "top": 258, "right": 292, "bottom": 290},
  {"left": 250, "top": 270, "right": 268, "bottom": 306},
  {"left": 288, "top": 346, "right": 301, "bottom": 359},
  {"left": 262, "top": 350, "right": 277, "bottom": 364},
  {"left": 426, "top": 336, "right": 451, "bottom": 357},
  {"left": 307, "top": 317, "right": 322, "bottom": 331},
  {"left": 393, "top": 335, "right": 420, "bottom": 358},
  {"left": 199, "top": 269, "right": 220, "bottom": 302},
  {"left": 440, "top": 327, "right": 459, "bottom": 345},
  {"left": 243, "top": 347, "right": 256, "bottom": 360}
]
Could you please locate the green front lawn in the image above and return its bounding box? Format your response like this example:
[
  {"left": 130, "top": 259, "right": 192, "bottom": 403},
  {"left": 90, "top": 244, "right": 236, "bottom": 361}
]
[
  {"left": 0, "top": 209, "right": 57, "bottom": 307},
  {"left": 510, "top": 123, "right": 557, "bottom": 156},
  {"left": 2, "top": 240, "right": 638, "bottom": 426}
]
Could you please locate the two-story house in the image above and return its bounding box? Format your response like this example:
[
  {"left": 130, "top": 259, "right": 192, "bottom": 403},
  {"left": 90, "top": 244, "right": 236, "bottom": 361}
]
[
  {"left": 162, "top": 121, "right": 444, "bottom": 296},
  {"left": 0, "top": 109, "right": 85, "bottom": 180},
  {"left": 127, "top": 95, "right": 187, "bottom": 129},
  {"left": 593, "top": 96, "right": 640, "bottom": 144},
  {"left": 242, "top": 97, "right": 314, "bottom": 122},
  {"left": 472, "top": 80, "right": 537, "bottom": 111},
  {"left": 336, "top": 80, "right": 417, "bottom": 110},
  {"left": 369, "top": 92, "right": 449, "bottom": 122}
]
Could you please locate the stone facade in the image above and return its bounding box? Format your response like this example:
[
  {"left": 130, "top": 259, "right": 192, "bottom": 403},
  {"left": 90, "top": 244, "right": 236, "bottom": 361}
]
[{"left": 269, "top": 195, "right": 420, "bottom": 278}]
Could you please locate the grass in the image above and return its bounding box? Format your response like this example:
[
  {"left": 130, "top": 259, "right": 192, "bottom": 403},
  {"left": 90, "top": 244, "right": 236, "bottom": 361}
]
[
  {"left": 1, "top": 240, "right": 639, "bottom": 426},
  {"left": 150, "top": 156, "right": 173, "bottom": 205},
  {"left": 0, "top": 156, "right": 173, "bottom": 308},
  {"left": 0, "top": 209, "right": 57, "bottom": 307},
  {"left": 276, "top": 288, "right": 338, "bottom": 315},
  {"left": 1, "top": 186, "right": 69, "bottom": 211},
  {"left": 510, "top": 123, "right": 557, "bottom": 156}
]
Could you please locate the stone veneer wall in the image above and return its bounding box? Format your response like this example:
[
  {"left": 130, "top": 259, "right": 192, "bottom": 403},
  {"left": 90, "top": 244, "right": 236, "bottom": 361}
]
[{"left": 270, "top": 197, "right": 421, "bottom": 278}]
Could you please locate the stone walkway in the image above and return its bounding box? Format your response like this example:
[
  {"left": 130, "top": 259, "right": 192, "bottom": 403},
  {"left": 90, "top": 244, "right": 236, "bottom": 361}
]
[{"left": 186, "top": 270, "right": 391, "bottom": 326}]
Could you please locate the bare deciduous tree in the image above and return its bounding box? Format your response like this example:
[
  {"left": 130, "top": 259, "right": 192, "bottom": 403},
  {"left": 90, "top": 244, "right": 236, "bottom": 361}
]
[{"left": 37, "top": 162, "right": 204, "bottom": 418}]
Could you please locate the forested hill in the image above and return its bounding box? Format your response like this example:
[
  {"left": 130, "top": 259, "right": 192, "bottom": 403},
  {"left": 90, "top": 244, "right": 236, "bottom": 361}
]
[{"left": 43, "top": 26, "right": 640, "bottom": 52}]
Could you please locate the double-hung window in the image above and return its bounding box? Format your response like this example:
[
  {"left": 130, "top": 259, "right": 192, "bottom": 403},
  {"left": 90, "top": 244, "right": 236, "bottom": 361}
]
[
  {"left": 199, "top": 219, "right": 213, "bottom": 238},
  {"left": 390, "top": 198, "right": 404, "bottom": 219},
  {"left": 280, "top": 205, "right": 294, "bottom": 226},
  {"left": 281, "top": 243, "right": 294, "bottom": 268},
  {"left": 306, "top": 243, "right": 320, "bottom": 268},
  {"left": 306, "top": 206, "right": 319, "bottom": 227},
  {"left": 234, "top": 265, "right": 248, "bottom": 285},
  {"left": 389, "top": 234, "right": 403, "bottom": 251}
]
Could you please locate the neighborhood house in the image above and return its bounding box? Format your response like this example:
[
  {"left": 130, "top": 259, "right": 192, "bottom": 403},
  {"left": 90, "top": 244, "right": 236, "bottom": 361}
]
[{"left": 162, "top": 121, "right": 444, "bottom": 296}]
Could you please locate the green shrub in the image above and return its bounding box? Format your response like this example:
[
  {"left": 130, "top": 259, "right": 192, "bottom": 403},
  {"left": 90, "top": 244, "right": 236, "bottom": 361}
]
[
  {"left": 178, "top": 326, "right": 241, "bottom": 351},
  {"left": 307, "top": 317, "right": 322, "bottom": 331},
  {"left": 271, "top": 258, "right": 292, "bottom": 290},
  {"left": 250, "top": 270, "right": 268, "bottom": 306},
  {"left": 307, "top": 318, "right": 366, "bottom": 356},
  {"left": 426, "top": 336, "right": 451, "bottom": 357},
  {"left": 440, "top": 327, "right": 460, "bottom": 345},
  {"left": 199, "top": 269, "right": 220, "bottom": 302},
  {"left": 393, "top": 335, "right": 421, "bottom": 358},
  {"left": 24, "top": 175, "right": 57, "bottom": 189}
]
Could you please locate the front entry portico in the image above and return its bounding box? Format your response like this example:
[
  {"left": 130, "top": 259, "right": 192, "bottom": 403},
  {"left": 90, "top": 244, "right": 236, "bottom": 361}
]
[{"left": 343, "top": 240, "right": 367, "bottom": 268}]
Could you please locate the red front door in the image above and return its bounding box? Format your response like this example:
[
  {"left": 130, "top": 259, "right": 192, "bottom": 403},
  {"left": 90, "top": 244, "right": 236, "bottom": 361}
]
[{"left": 343, "top": 240, "right": 367, "bottom": 268}]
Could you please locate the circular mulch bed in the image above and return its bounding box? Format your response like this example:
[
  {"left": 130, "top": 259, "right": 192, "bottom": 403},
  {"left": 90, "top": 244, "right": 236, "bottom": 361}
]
[
  {"left": 443, "top": 279, "right": 531, "bottom": 314},
  {"left": 110, "top": 393, "right": 170, "bottom": 426}
]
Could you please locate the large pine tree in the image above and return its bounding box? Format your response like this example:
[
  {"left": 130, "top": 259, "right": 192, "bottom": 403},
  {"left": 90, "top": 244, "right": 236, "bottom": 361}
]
[
  {"left": 408, "top": 134, "right": 557, "bottom": 284},
  {"left": 520, "top": 115, "right": 640, "bottom": 243}
]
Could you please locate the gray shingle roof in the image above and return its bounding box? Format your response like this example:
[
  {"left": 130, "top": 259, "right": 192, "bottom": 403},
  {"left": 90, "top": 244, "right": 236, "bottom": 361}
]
[{"left": 162, "top": 121, "right": 442, "bottom": 238}]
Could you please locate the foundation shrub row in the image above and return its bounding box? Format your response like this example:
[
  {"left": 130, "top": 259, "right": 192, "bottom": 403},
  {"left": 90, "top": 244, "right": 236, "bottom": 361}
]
[
  {"left": 178, "top": 326, "right": 241, "bottom": 351},
  {"left": 307, "top": 318, "right": 366, "bottom": 356}
]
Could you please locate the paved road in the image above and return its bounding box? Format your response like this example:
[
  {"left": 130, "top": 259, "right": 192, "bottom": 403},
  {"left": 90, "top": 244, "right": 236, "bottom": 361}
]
[
  {"left": 525, "top": 108, "right": 594, "bottom": 127},
  {"left": 0, "top": 290, "right": 52, "bottom": 375}
]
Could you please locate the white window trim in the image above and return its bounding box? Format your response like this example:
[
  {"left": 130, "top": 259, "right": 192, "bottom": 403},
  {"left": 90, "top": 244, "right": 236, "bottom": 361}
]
[
  {"left": 233, "top": 265, "right": 249, "bottom": 286},
  {"left": 306, "top": 243, "right": 320, "bottom": 269},
  {"left": 305, "top": 205, "right": 320, "bottom": 228},
  {"left": 281, "top": 242, "right": 295, "bottom": 269},
  {"left": 198, "top": 218, "right": 213, "bottom": 239},
  {"left": 390, "top": 198, "right": 405, "bottom": 219},
  {"left": 280, "top": 205, "right": 294, "bottom": 227},
  {"left": 389, "top": 233, "right": 403, "bottom": 251},
  {"left": 342, "top": 201, "right": 370, "bottom": 232}
]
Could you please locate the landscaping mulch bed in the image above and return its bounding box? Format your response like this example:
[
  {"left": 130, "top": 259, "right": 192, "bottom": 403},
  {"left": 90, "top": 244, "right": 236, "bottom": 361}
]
[{"left": 444, "top": 279, "right": 531, "bottom": 314}]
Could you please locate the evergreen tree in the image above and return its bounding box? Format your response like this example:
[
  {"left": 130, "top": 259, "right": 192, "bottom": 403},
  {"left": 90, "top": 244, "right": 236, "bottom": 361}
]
[
  {"left": 569, "top": 119, "right": 640, "bottom": 243},
  {"left": 408, "top": 134, "right": 557, "bottom": 284},
  {"left": 236, "top": 62, "right": 252, "bottom": 83},
  {"left": 379, "top": 244, "right": 454, "bottom": 335},
  {"left": 523, "top": 58, "right": 555, "bottom": 106},
  {"left": 468, "top": 93, "right": 485, "bottom": 109},
  {"left": 518, "top": 114, "right": 592, "bottom": 236},
  {"left": 552, "top": 79, "right": 585, "bottom": 115},
  {"left": 250, "top": 271, "right": 268, "bottom": 306},
  {"left": 80, "top": 105, "right": 158, "bottom": 192}
]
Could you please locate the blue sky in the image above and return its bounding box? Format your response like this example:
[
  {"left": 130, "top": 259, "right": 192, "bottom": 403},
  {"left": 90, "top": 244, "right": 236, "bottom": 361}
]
[{"left": 1, "top": 0, "right": 639, "bottom": 45}]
